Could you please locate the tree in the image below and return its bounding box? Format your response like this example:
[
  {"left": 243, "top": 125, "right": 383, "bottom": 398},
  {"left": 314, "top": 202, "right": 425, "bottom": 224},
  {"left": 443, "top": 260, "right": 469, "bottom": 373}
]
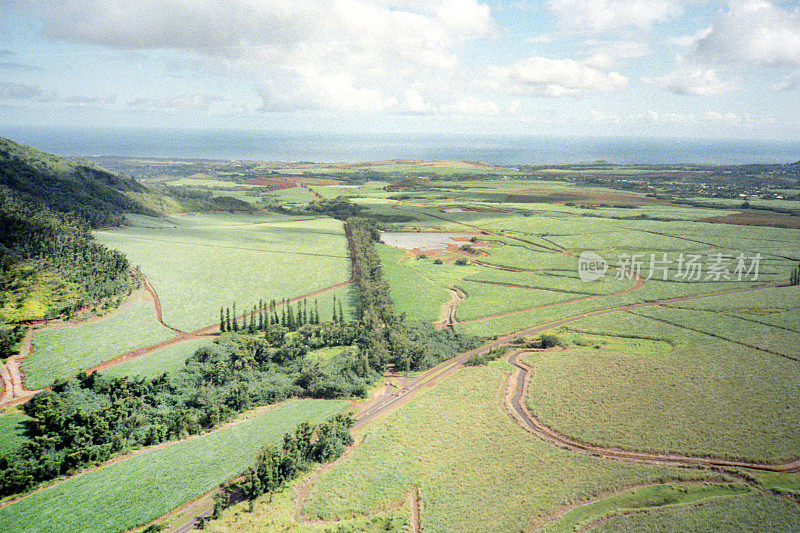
[
  {"left": 332, "top": 295, "right": 338, "bottom": 323},
  {"left": 232, "top": 302, "right": 238, "bottom": 332},
  {"left": 220, "top": 307, "right": 226, "bottom": 333},
  {"left": 226, "top": 307, "right": 231, "bottom": 332}
]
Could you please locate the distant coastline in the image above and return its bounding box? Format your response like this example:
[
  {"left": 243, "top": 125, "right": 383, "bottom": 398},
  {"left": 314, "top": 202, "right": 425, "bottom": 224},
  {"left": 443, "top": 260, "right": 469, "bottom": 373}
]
[{"left": 1, "top": 125, "right": 798, "bottom": 165}]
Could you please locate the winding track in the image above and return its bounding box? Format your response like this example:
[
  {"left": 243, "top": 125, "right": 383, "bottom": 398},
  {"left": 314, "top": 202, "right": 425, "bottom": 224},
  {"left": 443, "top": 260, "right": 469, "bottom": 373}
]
[{"left": 505, "top": 350, "right": 800, "bottom": 472}]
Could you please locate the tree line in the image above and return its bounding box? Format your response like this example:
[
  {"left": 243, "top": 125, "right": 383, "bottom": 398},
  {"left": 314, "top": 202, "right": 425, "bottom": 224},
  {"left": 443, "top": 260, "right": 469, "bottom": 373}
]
[
  {"left": 346, "top": 217, "right": 481, "bottom": 372},
  {"left": 218, "top": 295, "right": 346, "bottom": 334},
  {"left": 204, "top": 414, "right": 354, "bottom": 523}
]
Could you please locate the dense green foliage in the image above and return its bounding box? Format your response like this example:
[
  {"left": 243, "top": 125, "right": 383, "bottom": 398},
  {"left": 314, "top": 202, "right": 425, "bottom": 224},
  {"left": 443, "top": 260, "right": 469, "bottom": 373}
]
[
  {"left": 0, "top": 137, "right": 150, "bottom": 227},
  {"left": 0, "top": 327, "right": 369, "bottom": 498},
  {"left": 0, "top": 190, "right": 132, "bottom": 323},
  {"left": 233, "top": 415, "right": 353, "bottom": 506}
]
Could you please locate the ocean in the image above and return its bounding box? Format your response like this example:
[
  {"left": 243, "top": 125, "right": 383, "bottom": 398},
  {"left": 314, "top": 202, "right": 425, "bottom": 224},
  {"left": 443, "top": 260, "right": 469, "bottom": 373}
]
[{"left": 1, "top": 126, "right": 798, "bottom": 165}]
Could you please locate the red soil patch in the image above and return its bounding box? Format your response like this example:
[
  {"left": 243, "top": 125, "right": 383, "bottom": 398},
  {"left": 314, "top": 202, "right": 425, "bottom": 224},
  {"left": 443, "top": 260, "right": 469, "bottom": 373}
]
[
  {"left": 245, "top": 177, "right": 297, "bottom": 190},
  {"left": 698, "top": 210, "right": 800, "bottom": 229}
]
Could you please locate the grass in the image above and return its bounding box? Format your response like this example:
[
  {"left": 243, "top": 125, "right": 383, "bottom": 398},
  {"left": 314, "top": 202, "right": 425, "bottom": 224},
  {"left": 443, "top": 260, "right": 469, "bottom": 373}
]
[
  {"left": 205, "top": 472, "right": 410, "bottom": 532},
  {"left": 378, "top": 244, "right": 451, "bottom": 322},
  {"left": 523, "top": 311, "right": 800, "bottom": 462},
  {"left": 456, "top": 281, "right": 582, "bottom": 321},
  {"left": 0, "top": 410, "right": 31, "bottom": 455},
  {"left": 99, "top": 337, "right": 214, "bottom": 380},
  {"left": 303, "top": 367, "right": 718, "bottom": 532},
  {"left": 95, "top": 213, "right": 352, "bottom": 331},
  {"left": 594, "top": 493, "right": 800, "bottom": 532},
  {"left": 306, "top": 345, "right": 355, "bottom": 363},
  {"left": 0, "top": 399, "right": 348, "bottom": 533},
  {"left": 23, "top": 300, "right": 174, "bottom": 389},
  {"left": 540, "top": 482, "right": 754, "bottom": 533}
]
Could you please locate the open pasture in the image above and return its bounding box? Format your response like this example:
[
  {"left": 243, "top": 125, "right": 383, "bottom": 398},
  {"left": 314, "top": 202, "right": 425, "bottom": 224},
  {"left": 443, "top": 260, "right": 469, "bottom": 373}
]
[
  {"left": 95, "top": 213, "right": 353, "bottom": 332},
  {"left": 0, "top": 400, "right": 347, "bottom": 533}
]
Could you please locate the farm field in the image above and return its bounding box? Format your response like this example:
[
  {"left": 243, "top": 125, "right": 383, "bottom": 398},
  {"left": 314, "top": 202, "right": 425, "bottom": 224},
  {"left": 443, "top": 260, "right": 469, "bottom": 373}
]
[
  {"left": 540, "top": 482, "right": 754, "bottom": 533},
  {"left": 22, "top": 300, "right": 174, "bottom": 389},
  {"left": 594, "top": 493, "right": 800, "bottom": 532},
  {"left": 0, "top": 411, "right": 30, "bottom": 454},
  {"left": 100, "top": 337, "right": 213, "bottom": 379},
  {"left": 95, "top": 213, "right": 353, "bottom": 332},
  {"left": 302, "top": 367, "right": 720, "bottom": 532},
  {"left": 0, "top": 400, "right": 348, "bottom": 533},
  {"left": 523, "top": 299, "right": 800, "bottom": 462},
  {"left": 4, "top": 152, "right": 799, "bottom": 533},
  {"left": 377, "top": 244, "right": 451, "bottom": 322}
]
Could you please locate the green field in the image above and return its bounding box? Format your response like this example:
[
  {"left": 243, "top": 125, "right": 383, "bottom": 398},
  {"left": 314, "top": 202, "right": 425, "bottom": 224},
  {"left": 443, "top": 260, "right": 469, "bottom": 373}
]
[
  {"left": 524, "top": 300, "right": 800, "bottom": 462},
  {"left": 100, "top": 337, "right": 214, "bottom": 380},
  {"left": 303, "top": 367, "right": 717, "bottom": 532},
  {"left": 541, "top": 482, "right": 754, "bottom": 533},
  {"left": 0, "top": 400, "right": 347, "bottom": 533},
  {"left": 0, "top": 411, "right": 31, "bottom": 455},
  {"left": 95, "top": 213, "right": 352, "bottom": 331},
  {"left": 378, "top": 244, "right": 451, "bottom": 322},
  {"left": 23, "top": 300, "right": 174, "bottom": 389},
  {"left": 594, "top": 493, "right": 800, "bottom": 532}
]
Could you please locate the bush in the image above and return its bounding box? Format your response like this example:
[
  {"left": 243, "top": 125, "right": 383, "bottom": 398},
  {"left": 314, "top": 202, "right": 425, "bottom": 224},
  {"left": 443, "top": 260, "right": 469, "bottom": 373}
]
[
  {"left": 434, "top": 259, "right": 443, "bottom": 265},
  {"left": 539, "top": 334, "right": 561, "bottom": 348},
  {"left": 455, "top": 258, "right": 468, "bottom": 265}
]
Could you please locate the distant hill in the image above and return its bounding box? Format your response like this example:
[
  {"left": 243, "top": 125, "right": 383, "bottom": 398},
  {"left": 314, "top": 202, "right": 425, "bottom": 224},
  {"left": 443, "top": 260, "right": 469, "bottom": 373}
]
[{"left": 0, "top": 136, "right": 153, "bottom": 227}]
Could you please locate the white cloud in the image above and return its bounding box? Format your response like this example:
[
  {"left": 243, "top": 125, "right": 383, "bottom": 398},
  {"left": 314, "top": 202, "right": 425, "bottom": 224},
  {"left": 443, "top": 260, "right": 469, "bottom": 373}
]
[
  {"left": 705, "top": 110, "right": 742, "bottom": 125},
  {"left": 635, "top": 109, "right": 696, "bottom": 123},
  {"left": 128, "top": 94, "right": 220, "bottom": 110},
  {"left": 445, "top": 96, "right": 499, "bottom": 115},
  {"left": 775, "top": 71, "right": 800, "bottom": 91},
  {"left": 585, "top": 40, "right": 651, "bottom": 69},
  {"left": 642, "top": 66, "right": 731, "bottom": 96},
  {"left": 547, "top": 0, "right": 688, "bottom": 33},
  {"left": 25, "top": 0, "right": 493, "bottom": 113},
  {"left": 691, "top": 0, "right": 800, "bottom": 67},
  {"left": 494, "top": 56, "right": 627, "bottom": 97}
]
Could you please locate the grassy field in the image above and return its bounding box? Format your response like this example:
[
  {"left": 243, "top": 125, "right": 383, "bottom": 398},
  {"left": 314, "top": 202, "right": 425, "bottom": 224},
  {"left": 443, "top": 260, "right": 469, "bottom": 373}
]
[
  {"left": 303, "top": 367, "right": 718, "bottom": 532},
  {"left": 377, "top": 244, "right": 451, "bottom": 322},
  {"left": 23, "top": 300, "right": 174, "bottom": 389},
  {"left": 0, "top": 400, "right": 348, "bottom": 533},
  {"left": 95, "top": 213, "right": 352, "bottom": 331},
  {"left": 594, "top": 493, "right": 800, "bottom": 532},
  {"left": 524, "top": 306, "right": 800, "bottom": 462},
  {"left": 540, "top": 482, "right": 754, "bottom": 533},
  {"left": 0, "top": 411, "right": 31, "bottom": 455},
  {"left": 100, "top": 337, "right": 214, "bottom": 380}
]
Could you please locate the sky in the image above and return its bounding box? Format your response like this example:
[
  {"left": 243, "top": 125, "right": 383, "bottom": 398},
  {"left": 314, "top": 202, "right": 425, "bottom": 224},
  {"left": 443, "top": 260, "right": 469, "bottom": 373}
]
[{"left": 1, "top": 0, "right": 799, "bottom": 141}]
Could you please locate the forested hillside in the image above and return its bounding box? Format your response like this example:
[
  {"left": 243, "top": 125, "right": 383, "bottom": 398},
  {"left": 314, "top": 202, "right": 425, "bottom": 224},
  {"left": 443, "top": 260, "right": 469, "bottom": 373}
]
[
  {"left": 0, "top": 137, "right": 153, "bottom": 227},
  {"left": 0, "top": 137, "right": 149, "bottom": 345}
]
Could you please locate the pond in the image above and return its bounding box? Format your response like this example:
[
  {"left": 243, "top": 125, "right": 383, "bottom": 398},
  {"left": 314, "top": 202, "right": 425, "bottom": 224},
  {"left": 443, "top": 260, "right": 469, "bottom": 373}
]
[{"left": 380, "top": 231, "right": 475, "bottom": 251}]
